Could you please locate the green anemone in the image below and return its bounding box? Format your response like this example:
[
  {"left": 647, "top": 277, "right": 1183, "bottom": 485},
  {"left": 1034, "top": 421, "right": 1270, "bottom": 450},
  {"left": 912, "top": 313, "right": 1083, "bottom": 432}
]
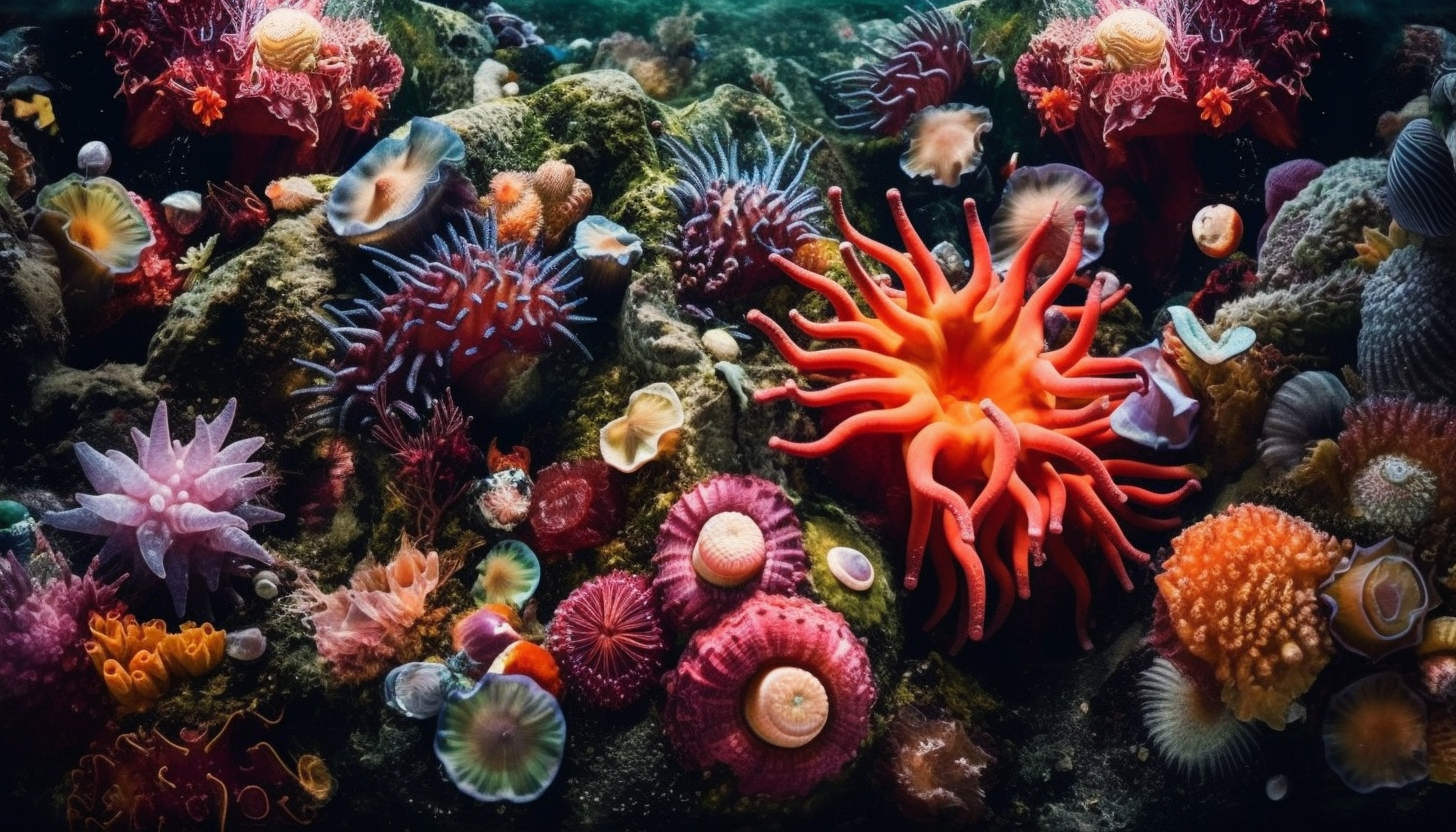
[
  {"left": 472, "top": 539, "right": 541, "bottom": 608},
  {"left": 434, "top": 673, "right": 566, "bottom": 803}
]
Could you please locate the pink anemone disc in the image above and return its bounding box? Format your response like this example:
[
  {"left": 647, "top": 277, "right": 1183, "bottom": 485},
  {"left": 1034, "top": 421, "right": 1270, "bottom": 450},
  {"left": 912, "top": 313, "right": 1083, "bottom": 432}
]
[
  {"left": 652, "top": 474, "right": 808, "bottom": 633},
  {"left": 747, "top": 186, "right": 1200, "bottom": 652},
  {"left": 660, "top": 594, "right": 875, "bottom": 798},
  {"left": 544, "top": 570, "right": 668, "bottom": 710},
  {"left": 898, "top": 103, "right": 994, "bottom": 188}
]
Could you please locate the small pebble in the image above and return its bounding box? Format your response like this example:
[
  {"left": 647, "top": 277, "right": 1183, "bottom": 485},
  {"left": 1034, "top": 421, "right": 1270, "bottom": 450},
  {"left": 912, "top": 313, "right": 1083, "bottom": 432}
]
[
  {"left": 225, "top": 627, "right": 268, "bottom": 661},
  {"left": 826, "top": 546, "right": 874, "bottom": 591},
  {"left": 702, "top": 328, "right": 740, "bottom": 362},
  {"left": 77, "top": 140, "right": 111, "bottom": 177},
  {"left": 1265, "top": 774, "right": 1289, "bottom": 801},
  {"left": 253, "top": 569, "right": 282, "bottom": 600}
]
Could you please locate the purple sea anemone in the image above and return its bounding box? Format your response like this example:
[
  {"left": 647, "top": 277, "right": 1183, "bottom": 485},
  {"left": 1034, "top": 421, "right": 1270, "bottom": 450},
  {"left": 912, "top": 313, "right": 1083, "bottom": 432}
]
[
  {"left": 660, "top": 594, "right": 875, "bottom": 798},
  {"left": 652, "top": 474, "right": 807, "bottom": 632},
  {"left": 821, "top": 6, "right": 990, "bottom": 136},
  {"left": 545, "top": 571, "right": 667, "bottom": 711},
  {"left": 295, "top": 210, "right": 594, "bottom": 430},
  {"left": 45, "top": 399, "right": 281, "bottom": 619},
  {"left": 661, "top": 131, "right": 825, "bottom": 320}
]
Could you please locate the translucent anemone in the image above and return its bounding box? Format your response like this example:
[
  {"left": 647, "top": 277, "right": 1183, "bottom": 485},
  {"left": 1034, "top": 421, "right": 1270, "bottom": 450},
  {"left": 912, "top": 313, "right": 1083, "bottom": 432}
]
[
  {"left": 33, "top": 173, "right": 155, "bottom": 312},
  {"left": 899, "top": 104, "right": 993, "bottom": 187},
  {"left": 434, "top": 673, "right": 566, "bottom": 803},
  {"left": 988, "top": 163, "right": 1108, "bottom": 276},
  {"left": 471, "top": 539, "right": 541, "bottom": 608},
  {"left": 326, "top": 117, "right": 474, "bottom": 247}
]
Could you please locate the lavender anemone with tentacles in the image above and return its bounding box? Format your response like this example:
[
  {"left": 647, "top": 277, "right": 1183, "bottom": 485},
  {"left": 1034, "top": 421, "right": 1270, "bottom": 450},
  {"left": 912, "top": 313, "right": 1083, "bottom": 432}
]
[{"left": 45, "top": 399, "right": 280, "bottom": 618}]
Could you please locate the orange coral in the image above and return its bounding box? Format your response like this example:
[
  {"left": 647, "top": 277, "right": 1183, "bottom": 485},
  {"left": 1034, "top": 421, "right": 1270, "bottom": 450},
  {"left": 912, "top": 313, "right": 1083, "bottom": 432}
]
[
  {"left": 85, "top": 611, "right": 227, "bottom": 712},
  {"left": 488, "top": 640, "right": 563, "bottom": 699},
  {"left": 1197, "top": 85, "right": 1234, "bottom": 129},
  {"left": 191, "top": 85, "right": 226, "bottom": 127},
  {"left": 1164, "top": 329, "right": 1280, "bottom": 477},
  {"left": 1155, "top": 503, "right": 1348, "bottom": 729},
  {"left": 480, "top": 161, "right": 593, "bottom": 249},
  {"left": 1035, "top": 86, "right": 1077, "bottom": 133},
  {"left": 340, "top": 86, "right": 384, "bottom": 132}
]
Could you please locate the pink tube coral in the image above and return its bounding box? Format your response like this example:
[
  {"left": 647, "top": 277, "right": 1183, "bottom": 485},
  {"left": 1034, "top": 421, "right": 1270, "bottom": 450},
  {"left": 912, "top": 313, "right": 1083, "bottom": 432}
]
[
  {"left": 660, "top": 594, "right": 875, "bottom": 798},
  {"left": 97, "top": 0, "right": 404, "bottom": 182}
]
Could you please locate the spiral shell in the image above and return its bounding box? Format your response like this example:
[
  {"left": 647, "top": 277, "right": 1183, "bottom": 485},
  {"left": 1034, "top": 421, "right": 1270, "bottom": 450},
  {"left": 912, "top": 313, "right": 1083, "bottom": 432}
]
[
  {"left": 1387, "top": 117, "right": 1456, "bottom": 239},
  {"left": 1094, "top": 8, "right": 1169, "bottom": 72},
  {"left": 252, "top": 8, "right": 324, "bottom": 73},
  {"left": 1257, "top": 370, "right": 1350, "bottom": 475},
  {"left": 691, "top": 511, "right": 768, "bottom": 587},
  {"left": 1319, "top": 537, "right": 1436, "bottom": 661}
]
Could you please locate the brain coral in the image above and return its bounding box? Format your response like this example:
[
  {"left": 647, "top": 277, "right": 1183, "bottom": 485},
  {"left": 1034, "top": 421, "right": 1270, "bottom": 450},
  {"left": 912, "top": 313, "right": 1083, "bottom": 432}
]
[
  {"left": 1155, "top": 503, "right": 1347, "bottom": 729},
  {"left": 1255, "top": 158, "right": 1389, "bottom": 291}
]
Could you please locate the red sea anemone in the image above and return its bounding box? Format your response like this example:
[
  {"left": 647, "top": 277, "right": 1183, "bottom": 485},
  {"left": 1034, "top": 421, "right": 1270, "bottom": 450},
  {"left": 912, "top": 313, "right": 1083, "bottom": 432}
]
[
  {"left": 750, "top": 187, "right": 1197, "bottom": 651},
  {"left": 526, "top": 459, "right": 625, "bottom": 558},
  {"left": 660, "top": 594, "right": 875, "bottom": 798},
  {"left": 652, "top": 474, "right": 808, "bottom": 633},
  {"left": 295, "top": 210, "right": 594, "bottom": 430},
  {"left": 44, "top": 399, "right": 281, "bottom": 620},
  {"left": 545, "top": 571, "right": 667, "bottom": 710}
]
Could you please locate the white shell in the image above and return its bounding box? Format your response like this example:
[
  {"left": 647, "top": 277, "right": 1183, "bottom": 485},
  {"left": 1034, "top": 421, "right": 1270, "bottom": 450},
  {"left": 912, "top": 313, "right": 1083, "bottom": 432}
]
[
  {"left": 744, "top": 665, "right": 830, "bottom": 748},
  {"left": 826, "top": 546, "right": 875, "bottom": 591}
]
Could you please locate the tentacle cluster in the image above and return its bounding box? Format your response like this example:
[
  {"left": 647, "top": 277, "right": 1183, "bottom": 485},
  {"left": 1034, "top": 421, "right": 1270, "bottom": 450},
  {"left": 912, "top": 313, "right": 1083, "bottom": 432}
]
[
  {"left": 749, "top": 187, "right": 1199, "bottom": 650},
  {"left": 295, "top": 210, "right": 593, "bottom": 430}
]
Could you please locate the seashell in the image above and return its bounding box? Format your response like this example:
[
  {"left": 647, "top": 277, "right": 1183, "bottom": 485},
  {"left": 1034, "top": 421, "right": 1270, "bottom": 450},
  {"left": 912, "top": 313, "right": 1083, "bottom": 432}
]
[
  {"left": 1191, "top": 204, "right": 1243, "bottom": 258},
  {"left": 452, "top": 607, "right": 522, "bottom": 667},
  {"left": 384, "top": 660, "right": 455, "bottom": 719},
  {"left": 224, "top": 627, "right": 268, "bottom": 662},
  {"left": 989, "top": 163, "right": 1108, "bottom": 276},
  {"left": 898, "top": 103, "right": 993, "bottom": 187},
  {"left": 1167, "top": 305, "right": 1255, "bottom": 365},
  {"left": 744, "top": 666, "right": 830, "bottom": 748},
  {"left": 1348, "top": 454, "right": 1439, "bottom": 536},
  {"left": 251, "top": 8, "right": 324, "bottom": 73},
  {"left": 691, "top": 511, "right": 767, "bottom": 588},
  {"left": 76, "top": 140, "right": 111, "bottom": 177},
  {"left": 1322, "top": 671, "right": 1428, "bottom": 793},
  {"left": 572, "top": 214, "right": 642, "bottom": 294},
  {"left": 701, "top": 327, "right": 740, "bottom": 362},
  {"left": 161, "top": 190, "right": 204, "bottom": 236},
  {"left": 1418, "top": 616, "right": 1456, "bottom": 655},
  {"left": 1257, "top": 370, "right": 1350, "bottom": 475},
  {"left": 472, "top": 539, "right": 540, "bottom": 608},
  {"left": 252, "top": 569, "right": 282, "bottom": 600},
  {"left": 1320, "top": 537, "right": 1436, "bottom": 661},
  {"left": 487, "top": 641, "right": 563, "bottom": 700},
  {"left": 327, "top": 117, "right": 470, "bottom": 247},
  {"left": 1387, "top": 117, "right": 1456, "bottom": 239},
  {"left": 599, "top": 382, "right": 684, "bottom": 473},
  {"left": 1094, "top": 7, "right": 1169, "bottom": 72},
  {"left": 826, "top": 546, "right": 875, "bottom": 592}
]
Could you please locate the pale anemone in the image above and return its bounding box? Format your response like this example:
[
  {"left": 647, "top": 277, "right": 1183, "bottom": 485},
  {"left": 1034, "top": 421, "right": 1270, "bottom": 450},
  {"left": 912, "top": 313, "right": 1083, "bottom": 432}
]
[
  {"left": 572, "top": 214, "right": 643, "bottom": 294},
  {"left": 33, "top": 172, "right": 155, "bottom": 312},
  {"left": 326, "top": 117, "right": 472, "bottom": 247},
  {"left": 987, "top": 163, "right": 1108, "bottom": 276},
  {"left": 1323, "top": 672, "right": 1429, "bottom": 793},
  {"left": 434, "top": 673, "right": 566, "bottom": 802},
  {"left": 898, "top": 103, "right": 993, "bottom": 187},
  {"left": 472, "top": 539, "right": 541, "bottom": 608},
  {"left": 1138, "top": 657, "right": 1256, "bottom": 781},
  {"left": 599, "top": 382, "right": 684, "bottom": 473}
]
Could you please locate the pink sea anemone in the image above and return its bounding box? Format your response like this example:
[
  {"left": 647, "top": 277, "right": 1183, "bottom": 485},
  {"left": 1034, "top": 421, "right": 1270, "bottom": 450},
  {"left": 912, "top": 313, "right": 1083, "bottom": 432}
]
[
  {"left": 660, "top": 594, "right": 875, "bottom": 798},
  {"left": 652, "top": 474, "right": 808, "bottom": 632},
  {"left": 545, "top": 570, "right": 667, "bottom": 710},
  {"left": 898, "top": 104, "right": 994, "bottom": 188},
  {"left": 44, "top": 398, "right": 281, "bottom": 619}
]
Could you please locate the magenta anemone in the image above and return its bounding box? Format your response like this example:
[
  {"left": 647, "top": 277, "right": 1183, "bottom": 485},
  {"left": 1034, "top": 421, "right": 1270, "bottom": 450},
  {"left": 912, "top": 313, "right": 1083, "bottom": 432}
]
[
  {"left": 821, "top": 6, "right": 992, "bottom": 136},
  {"left": 661, "top": 131, "right": 825, "bottom": 320},
  {"left": 44, "top": 399, "right": 280, "bottom": 619},
  {"left": 652, "top": 474, "right": 808, "bottom": 633},
  {"left": 660, "top": 594, "right": 875, "bottom": 798},
  {"left": 545, "top": 571, "right": 667, "bottom": 711},
  {"left": 294, "top": 210, "right": 594, "bottom": 431}
]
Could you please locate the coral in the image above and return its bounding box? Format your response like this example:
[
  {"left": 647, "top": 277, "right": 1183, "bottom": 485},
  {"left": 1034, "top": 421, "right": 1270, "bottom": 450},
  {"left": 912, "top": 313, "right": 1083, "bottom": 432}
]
[
  {"left": 898, "top": 104, "right": 994, "bottom": 187},
  {"left": 1209, "top": 265, "right": 1365, "bottom": 357},
  {"left": 1322, "top": 672, "right": 1429, "bottom": 793},
  {"left": 660, "top": 130, "right": 825, "bottom": 319},
  {"left": 1191, "top": 204, "right": 1243, "bottom": 258},
  {"left": 66, "top": 709, "right": 333, "bottom": 829},
  {"left": 987, "top": 163, "right": 1108, "bottom": 277},
  {"left": 1163, "top": 330, "right": 1277, "bottom": 476},
  {"left": 470, "top": 441, "right": 533, "bottom": 532},
  {"left": 526, "top": 459, "right": 625, "bottom": 558},
  {"left": 481, "top": 160, "right": 593, "bottom": 251},
  {"left": 288, "top": 533, "right": 451, "bottom": 684},
  {"left": 876, "top": 706, "right": 993, "bottom": 825},
  {"left": 295, "top": 210, "right": 593, "bottom": 430},
  {"left": 1353, "top": 220, "right": 1409, "bottom": 271},
  {"left": 1138, "top": 657, "right": 1255, "bottom": 780},
  {"left": 371, "top": 390, "right": 481, "bottom": 546},
  {"left": 591, "top": 8, "right": 702, "bottom": 101},
  {"left": 0, "top": 551, "right": 122, "bottom": 759},
  {"left": 472, "top": 540, "right": 540, "bottom": 608},
  {"left": 1320, "top": 537, "right": 1436, "bottom": 662},
  {"left": 204, "top": 180, "right": 274, "bottom": 245},
  {"left": 1358, "top": 242, "right": 1456, "bottom": 399},
  {"left": 599, "top": 382, "right": 684, "bottom": 473},
  {"left": 44, "top": 398, "right": 281, "bottom": 619},
  {"left": 750, "top": 187, "right": 1197, "bottom": 651},
  {"left": 661, "top": 594, "right": 874, "bottom": 798},
  {"left": 1257, "top": 370, "right": 1350, "bottom": 476},
  {"left": 325, "top": 117, "right": 474, "bottom": 248},
  {"left": 32, "top": 173, "right": 155, "bottom": 315},
  {"left": 822, "top": 6, "right": 988, "bottom": 136},
  {"left": 544, "top": 570, "right": 667, "bottom": 710},
  {"left": 1337, "top": 397, "right": 1456, "bottom": 539},
  {"left": 1386, "top": 117, "right": 1456, "bottom": 239},
  {"left": 652, "top": 474, "right": 807, "bottom": 632},
  {"left": 1155, "top": 503, "right": 1347, "bottom": 729},
  {"left": 434, "top": 673, "right": 566, "bottom": 803},
  {"left": 85, "top": 610, "right": 227, "bottom": 712},
  {"left": 1186, "top": 256, "right": 1256, "bottom": 321},
  {"left": 97, "top": 0, "right": 405, "bottom": 183},
  {"left": 1256, "top": 158, "right": 1387, "bottom": 290}
]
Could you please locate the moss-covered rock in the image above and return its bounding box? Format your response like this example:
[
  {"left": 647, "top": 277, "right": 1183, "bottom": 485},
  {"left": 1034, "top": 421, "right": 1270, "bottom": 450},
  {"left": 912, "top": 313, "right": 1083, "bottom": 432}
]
[{"left": 375, "top": 0, "right": 495, "bottom": 124}]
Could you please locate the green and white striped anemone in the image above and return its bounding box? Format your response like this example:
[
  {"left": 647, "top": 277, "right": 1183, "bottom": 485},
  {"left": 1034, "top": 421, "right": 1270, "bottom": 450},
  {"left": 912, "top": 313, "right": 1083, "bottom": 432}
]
[
  {"left": 33, "top": 172, "right": 154, "bottom": 312},
  {"left": 434, "top": 673, "right": 566, "bottom": 803}
]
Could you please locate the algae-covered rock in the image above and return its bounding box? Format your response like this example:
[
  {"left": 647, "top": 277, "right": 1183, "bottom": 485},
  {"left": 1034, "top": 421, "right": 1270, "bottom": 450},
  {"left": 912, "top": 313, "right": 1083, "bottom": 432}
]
[
  {"left": 801, "top": 502, "right": 903, "bottom": 688},
  {"left": 1212, "top": 263, "right": 1365, "bottom": 358},
  {"left": 1257, "top": 157, "right": 1389, "bottom": 290},
  {"left": 375, "top": 0, "right": 495, "bottom": 121}
]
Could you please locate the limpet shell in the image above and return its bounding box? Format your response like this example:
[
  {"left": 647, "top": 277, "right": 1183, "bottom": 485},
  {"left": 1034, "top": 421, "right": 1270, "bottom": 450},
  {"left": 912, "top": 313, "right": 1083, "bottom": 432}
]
[{"left": 826, "top": 546, "right": 874, "bottom": 591}]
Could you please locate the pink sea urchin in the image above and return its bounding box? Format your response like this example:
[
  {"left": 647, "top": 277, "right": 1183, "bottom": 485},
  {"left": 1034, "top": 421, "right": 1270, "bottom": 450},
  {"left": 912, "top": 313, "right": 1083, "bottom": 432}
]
[
  {"left": 661, "top": 594, "right": 875, "bottom": 798},
  {"left": 295, "top": 210, "right": 594, "bottom": 430},
  {"left": 545, "top": 570, "right": 667, "bottom": 710},
  {"left": 653, "top": 474, "right": 808, "bottom": 632},
  {"left": 45, "top": 399, "right": 281, "bottom": 619}
]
